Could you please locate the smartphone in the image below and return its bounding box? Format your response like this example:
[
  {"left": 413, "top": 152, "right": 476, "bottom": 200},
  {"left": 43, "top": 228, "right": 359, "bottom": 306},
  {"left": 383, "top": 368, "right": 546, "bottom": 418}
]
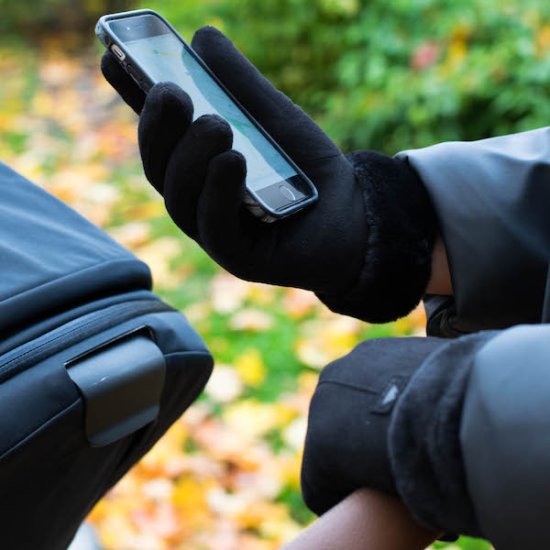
[{"left": 96, "top": 9, "right": 318, "bottom": 222}]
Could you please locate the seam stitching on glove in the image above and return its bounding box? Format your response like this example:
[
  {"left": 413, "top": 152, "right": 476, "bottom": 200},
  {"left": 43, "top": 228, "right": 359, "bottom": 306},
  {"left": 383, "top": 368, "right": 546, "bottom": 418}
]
[{"left": 316, "top": 379, "right": 378, "bottom": 395}]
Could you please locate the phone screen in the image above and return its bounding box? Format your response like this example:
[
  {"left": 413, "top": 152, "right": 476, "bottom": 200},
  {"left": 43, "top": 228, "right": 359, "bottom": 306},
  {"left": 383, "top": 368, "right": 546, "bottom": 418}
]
[{"left": 116, "top": 18, "right": 304, "bottom": 197}]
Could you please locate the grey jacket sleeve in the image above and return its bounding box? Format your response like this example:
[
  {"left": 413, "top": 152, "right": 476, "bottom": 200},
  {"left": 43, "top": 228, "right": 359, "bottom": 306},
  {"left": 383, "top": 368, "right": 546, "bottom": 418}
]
[
  {"left": 391, "top": 323, "right": 550, "bottom": 549},
  {"left": 397, "top": 128, "right": 550, "bottom": 336}
]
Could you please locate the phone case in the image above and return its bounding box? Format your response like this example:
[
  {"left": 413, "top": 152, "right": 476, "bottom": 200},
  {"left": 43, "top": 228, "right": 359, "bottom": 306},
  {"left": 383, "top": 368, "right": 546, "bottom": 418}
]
[{"left": 96, "top": 9, "right": 318, "bottom": 222}]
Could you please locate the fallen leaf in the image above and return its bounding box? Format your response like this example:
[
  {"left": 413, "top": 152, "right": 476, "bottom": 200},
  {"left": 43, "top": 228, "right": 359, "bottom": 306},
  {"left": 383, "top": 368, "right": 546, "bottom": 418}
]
[{"left": 234, "top": 349, "right": 267, "bottom": 387}]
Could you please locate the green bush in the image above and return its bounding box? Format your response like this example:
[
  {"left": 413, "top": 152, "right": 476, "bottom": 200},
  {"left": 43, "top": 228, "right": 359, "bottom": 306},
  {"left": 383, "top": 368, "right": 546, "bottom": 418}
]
[
  {"left": 0, "top": 0, "right": 133, "bottom": 35},
  {"left": 4, "top": 0, "right": 550, "bottom": 150},
  {"left": 138, "top": 0, "right": 550, "bottom": 153},
  {"left": 8, "top": 0, "right": 549, "bottom": 152}
]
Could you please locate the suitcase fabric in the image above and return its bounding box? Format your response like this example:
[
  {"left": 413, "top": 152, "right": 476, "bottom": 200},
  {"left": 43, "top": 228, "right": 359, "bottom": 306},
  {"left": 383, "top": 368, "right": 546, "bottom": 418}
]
[{"left": 0, "top": 162, "right": 213, "bottom": 549}]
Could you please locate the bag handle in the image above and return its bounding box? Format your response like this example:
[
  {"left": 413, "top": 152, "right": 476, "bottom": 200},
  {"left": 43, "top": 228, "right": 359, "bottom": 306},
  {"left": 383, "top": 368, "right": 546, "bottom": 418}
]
[{"left": 66, "top": 328, "right": 165, "bottom": 447}]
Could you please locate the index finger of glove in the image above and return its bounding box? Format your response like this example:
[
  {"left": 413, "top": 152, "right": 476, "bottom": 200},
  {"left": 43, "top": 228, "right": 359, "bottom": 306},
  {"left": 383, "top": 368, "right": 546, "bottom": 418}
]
[
  {"left": 138, "top": 82, "right": 194, "bottom": 193},
  {"left": 191, "top": 27, "right": 340, "bottom": 166},
  {"left": 163, "top": 114, "right": 234, "bottom": 240},
  {"left": 101, "top": 51, "right": 146, "bottom": 114}
]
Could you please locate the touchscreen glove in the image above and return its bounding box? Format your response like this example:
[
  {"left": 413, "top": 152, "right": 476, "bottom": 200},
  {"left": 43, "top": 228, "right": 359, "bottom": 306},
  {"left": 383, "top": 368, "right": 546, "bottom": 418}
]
[
  {"left": 301, "top": 337, "right": 445, "bottom": 515},
  {"left": 301, "top": 334, "right": 497, "bottom": 539},
  {"left": 101, "top": 27, "right": 437, "bottom": 323}
]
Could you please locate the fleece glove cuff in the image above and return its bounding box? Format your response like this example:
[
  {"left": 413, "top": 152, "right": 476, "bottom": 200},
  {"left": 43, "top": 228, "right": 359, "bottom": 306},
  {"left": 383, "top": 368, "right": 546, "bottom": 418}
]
[{"left": 316, "top": 150, "right": 437, "bottom": 323}]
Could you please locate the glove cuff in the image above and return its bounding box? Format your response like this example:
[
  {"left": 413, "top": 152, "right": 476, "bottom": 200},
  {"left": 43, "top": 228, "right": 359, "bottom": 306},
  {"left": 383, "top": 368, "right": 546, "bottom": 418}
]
[
  {"left": 301, "top": 336, "right": 448, "bottom": 517},
  {"left": 316, "top": 151, "right": 437, "bottom": 323},
  {"left": 389, "top": 332, "right": 495, "bottom": 537}
]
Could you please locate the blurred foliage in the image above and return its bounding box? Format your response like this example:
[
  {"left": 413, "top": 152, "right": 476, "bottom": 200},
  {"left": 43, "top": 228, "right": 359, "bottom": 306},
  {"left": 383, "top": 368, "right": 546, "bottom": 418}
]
[
  {"left": 4, "top": 0, "right": 550, "bottom": 150},
  {"left": 0, "top": 0, "right": 133, "bottom": 38},
  {"left": 0, "top": 0, "right": 541, "bottom": 548},
  {"left": 136, "top": 0, "right": 550, "bottom": 153}
]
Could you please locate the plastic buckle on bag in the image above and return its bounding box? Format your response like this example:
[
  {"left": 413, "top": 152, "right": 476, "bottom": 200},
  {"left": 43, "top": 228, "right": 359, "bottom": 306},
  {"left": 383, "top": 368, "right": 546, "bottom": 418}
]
[{"left": 65, "top": 328, "right": 166, "bottom": 447}]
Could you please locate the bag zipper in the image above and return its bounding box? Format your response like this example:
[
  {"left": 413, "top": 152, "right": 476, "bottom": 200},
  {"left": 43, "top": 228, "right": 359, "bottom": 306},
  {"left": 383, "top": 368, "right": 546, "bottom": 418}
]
[{"left": 0, "top": 299, "right": 173, "bottom": 383}]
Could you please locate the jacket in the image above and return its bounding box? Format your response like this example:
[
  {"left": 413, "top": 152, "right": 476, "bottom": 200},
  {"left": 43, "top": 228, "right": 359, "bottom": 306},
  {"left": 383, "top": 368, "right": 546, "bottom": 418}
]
[{"left": 393, "top": 127, "right": 550, "bottom": 548}]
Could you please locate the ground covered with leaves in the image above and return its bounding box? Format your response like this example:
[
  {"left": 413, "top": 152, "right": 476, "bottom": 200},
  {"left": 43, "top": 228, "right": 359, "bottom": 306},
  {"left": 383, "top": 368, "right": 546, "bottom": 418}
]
[{"left": 0, "top": 40, "right": 490, "bottom": 550}]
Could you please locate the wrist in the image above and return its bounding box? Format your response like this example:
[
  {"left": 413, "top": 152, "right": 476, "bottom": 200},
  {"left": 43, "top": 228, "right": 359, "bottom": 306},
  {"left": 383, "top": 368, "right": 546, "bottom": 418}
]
[
  {"left": 283, "top": 490, "right": 440, "bottom": 550},
  {"left": 426, "top": 236, "right": 453, "bottom": 295}
]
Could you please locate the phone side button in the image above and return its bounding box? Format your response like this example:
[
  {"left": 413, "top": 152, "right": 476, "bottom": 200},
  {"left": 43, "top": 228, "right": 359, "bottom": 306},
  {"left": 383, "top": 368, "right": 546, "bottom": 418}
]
[{"left": 111, "top": 44, "right": 126, "bottom": 61}]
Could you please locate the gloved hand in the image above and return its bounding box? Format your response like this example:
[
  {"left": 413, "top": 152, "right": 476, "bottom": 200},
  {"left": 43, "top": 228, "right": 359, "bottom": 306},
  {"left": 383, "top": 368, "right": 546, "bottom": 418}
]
[
  {"left": 300, "top": 334, "right": 499, "bottom": 540},
  {"left": 300, "top": 337, "right": 445, "bottom": 515},
  {"left": 101, "top": 27, "right": 437, "bottom": 323}
]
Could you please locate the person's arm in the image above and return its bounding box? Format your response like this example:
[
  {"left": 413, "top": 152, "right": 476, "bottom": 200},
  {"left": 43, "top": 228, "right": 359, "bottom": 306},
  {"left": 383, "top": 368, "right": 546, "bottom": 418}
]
[
  {"left": 283, "top": 242, "right": 452, "bottom": 550},
  {"left": 398, "top": 128, "right": 550, "bottom": 335},
  {"left": 104, "top": 25, "right": 550, "bottom": 334},
  {"left": 301, "top": 333, "right": 493, "bottom": 543},
  {"left": 394, "top": 322, "right": 550, "bottom": 549},
  {"left": 425, "top": 236, "right": 452, "bottom": 296},
  {"left": 303, "top": 324, "right": 550, "bottom": 548},
  {"left": 101, "top": 27, "right": 439, "bottom": 325},
  {"left": 282, "top": 489, "right": 439, "bottom": 550}
]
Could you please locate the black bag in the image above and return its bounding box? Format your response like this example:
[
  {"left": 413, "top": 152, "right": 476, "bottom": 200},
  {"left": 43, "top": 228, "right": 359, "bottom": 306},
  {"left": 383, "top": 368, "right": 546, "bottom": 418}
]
[{"left": 0, "top": 162, "right": 213, "bottom": 549}]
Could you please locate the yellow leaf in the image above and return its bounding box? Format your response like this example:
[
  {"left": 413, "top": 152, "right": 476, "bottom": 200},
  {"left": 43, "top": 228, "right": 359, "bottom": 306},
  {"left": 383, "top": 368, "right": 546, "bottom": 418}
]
[
  {"left": 296, "top": 317, "right": 363, "bottom": 368},
  {"left": 247, "top": 282, "right": 278, "bottom": 306},
  {"left": 122, "top": 200, "right": 165, "bottom": 221},
  {"left": 223, "top": 399, "right": 280, "bottom": 439},
  {"left": 172, "top": 475, "right": 215, "bottom": 534},
  {"left": 139, "top": 421, "right": 188, "bottom": 476},
  {"left": 448, "top": 39, "right": 468, "bottom": 65},
  {"left": 393, "top": 303, "right": 427, "bottom": 335},
  {"left": 537, "top": 24, "right": 550, "bottom": 54},
  {"left": 279, "top": 450, "right": 303, "bottom": 491},
  {"left": 234, "top": 348, "right": 266, "bottom": 387}
]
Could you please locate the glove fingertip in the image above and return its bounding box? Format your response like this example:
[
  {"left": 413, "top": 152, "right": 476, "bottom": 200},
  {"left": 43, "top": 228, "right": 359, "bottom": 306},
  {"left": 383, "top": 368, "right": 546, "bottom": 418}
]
[
  {"left": 209, "top": 149, "right": 246, "bottom": 181},
  {"left": 191, "top": 25, "right": 229, "bottom": 54},
  {"left": 185, "top": 115, "right": 233, "bottom": 156},
  {"left": 100, "top": 51, "right": 122, "bottom": 84},
  {"left": 138, "top": 84, "right": 194, "bottom": 193},
  {"left": 191, "top": 26, "right": 252, "bottom": 83},
  {"left": 197, "top": 149, "right": 249, "bottom": 269},
  {"left": 140, "top": 82, "right": 194, "bottom": 137},
  {"left": 200, "top": 149, "right": 246, "bottom": 219},
  {"left": 146, "top": 82, "right": 194, "bottom": 113},
  {"left": 100, "top": 51, "right": 145, "bottom": 114}
]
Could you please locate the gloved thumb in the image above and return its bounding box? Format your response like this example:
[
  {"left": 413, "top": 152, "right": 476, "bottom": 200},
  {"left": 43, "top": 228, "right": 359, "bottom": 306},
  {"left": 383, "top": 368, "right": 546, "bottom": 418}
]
[{"left": 191, "top": 26, "right": 341, "bottom": 167}]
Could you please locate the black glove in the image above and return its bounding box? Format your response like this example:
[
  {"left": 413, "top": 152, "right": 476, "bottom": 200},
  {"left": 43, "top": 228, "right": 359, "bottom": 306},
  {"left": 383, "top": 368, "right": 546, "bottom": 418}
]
[
  {"left": 300, "top": 337, "right": 445, "bottom": 515},
  {"left": 101, "top": 27, "right": 437, "bottom": 323},
  {"left": 301, "top": 334, "right": 499, "bottom": 540}
]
